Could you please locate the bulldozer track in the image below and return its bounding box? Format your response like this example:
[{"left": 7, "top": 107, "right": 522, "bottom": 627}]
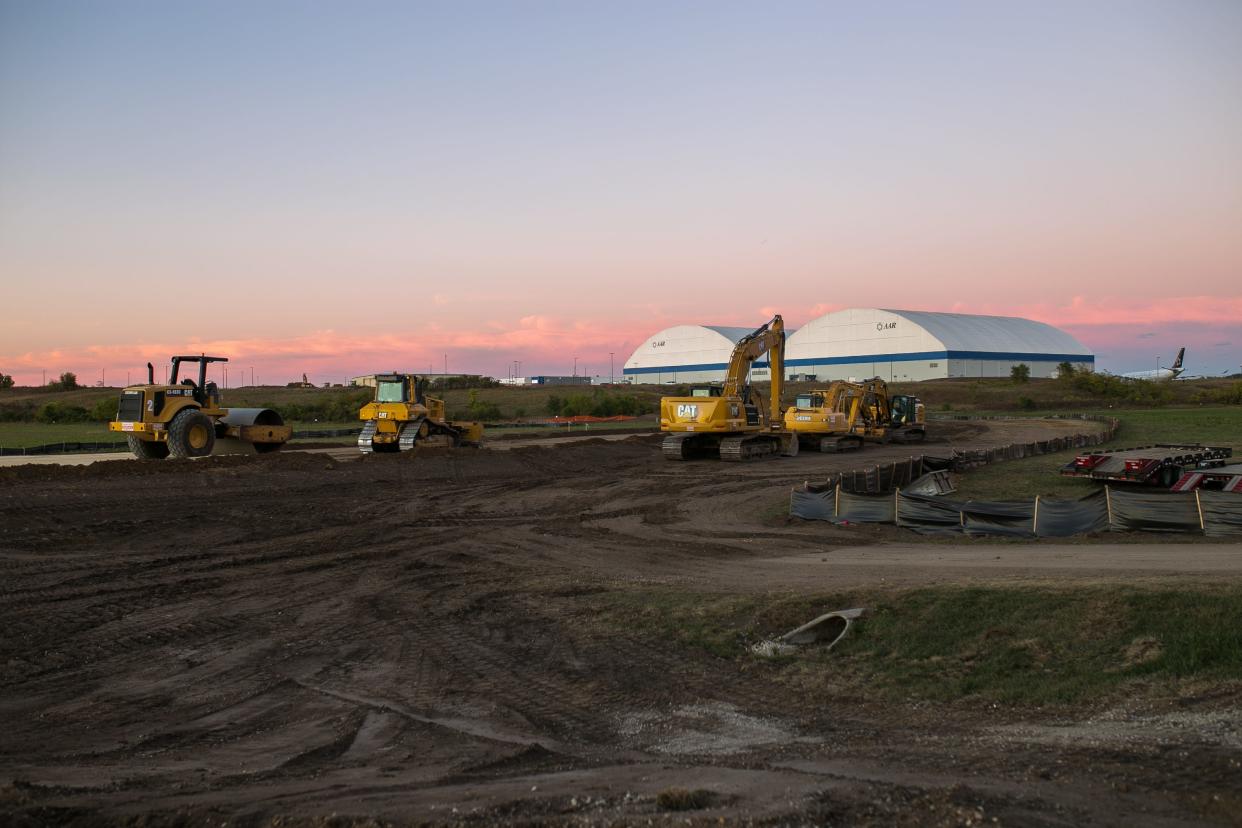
[{"left": 357, "top": 419, "right": 377, "bottom": 452}]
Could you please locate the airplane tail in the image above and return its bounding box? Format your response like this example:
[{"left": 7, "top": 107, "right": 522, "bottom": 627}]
[{"left": 1172, "top": 347, "right": 1185, "bottom": 370}]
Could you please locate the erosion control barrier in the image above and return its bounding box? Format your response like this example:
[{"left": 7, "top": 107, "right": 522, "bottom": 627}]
[{"left": 791, "top": 486, "right": 1242, "bottom": 538}]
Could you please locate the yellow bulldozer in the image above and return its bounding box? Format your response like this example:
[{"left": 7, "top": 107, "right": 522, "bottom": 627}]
[
  {"left": 784, "top": 377, "right": 925, "bottom": 452},
  {"left": 660, "top": 315, "right": 799, "bottom": 461},
  {"left": 358, "top": 373, "right": 483, "bottom": 453},
  {"left": 109, "top": 355, "right": 291, "bottom": 459}
]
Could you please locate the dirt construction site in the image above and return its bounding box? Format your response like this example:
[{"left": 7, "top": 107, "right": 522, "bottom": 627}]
[{"left": 2, "top": 417, "right": 1241, "bottom": 826}]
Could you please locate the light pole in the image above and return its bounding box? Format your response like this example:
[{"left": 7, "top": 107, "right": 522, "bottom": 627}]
[
  {"left": 610, "top": 352, "right": 614, "bottom": 385},
  {"left": 573, "top": 356, "right": 578, "bottom": 377}
]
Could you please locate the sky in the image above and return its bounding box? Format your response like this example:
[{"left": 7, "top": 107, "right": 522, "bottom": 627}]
[{"left": 1, "top": 0, "right": 1240, "bottom": 385}]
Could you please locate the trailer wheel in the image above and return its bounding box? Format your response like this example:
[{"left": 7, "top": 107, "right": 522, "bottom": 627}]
[
  {"left": 167, "top": 409, "right": 216, "bottom": 458},
  {"left": 126, "top": 434, "right": 170, "bottom": 460}
]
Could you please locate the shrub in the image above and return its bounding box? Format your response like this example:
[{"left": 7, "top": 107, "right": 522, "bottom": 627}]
[
  {"left": 0, "top": 373, "right": 13, "bottom": 390},
  {"left": 35, "top": 401, "right": 91, "bottom": 423},
  {"left": 1018, "top": 396, "right": 1037, "bottom": 410},
  {"left": 429, "top": 374, "right": 500, "bottom": 391},
  {"left": 91, "top": 397, "right": 119, "bottom": 422},
  {"left": 45, "top": 372, "right": 79, "bottom": 391},
  {"left": 1010, "top": 364, "right": 1031, "bottom": 383}
]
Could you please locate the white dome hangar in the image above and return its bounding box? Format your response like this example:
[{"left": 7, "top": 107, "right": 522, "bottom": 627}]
[
  {"left": 623, "top": 324, "right": 782, "bottom": 385},
  {"left": 785, "top": 308, "right": 1093, "bottom": 382},
  {"left": 623, "top": 309, "right": 1093, "bottom": 384}
]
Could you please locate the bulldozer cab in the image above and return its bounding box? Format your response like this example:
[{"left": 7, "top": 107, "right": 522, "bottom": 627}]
[{"left": 374, "top": 374, "right": 428, "bottom": 406}]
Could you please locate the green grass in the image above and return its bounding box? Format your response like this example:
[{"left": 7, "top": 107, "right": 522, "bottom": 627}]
[
  {"left": 592, "top": 586, "right": 1242, "bottom": 706},
  {"left": 949, "top": 407, "right": 1242, "bottom": 500},
  {"left": 0, "top": 422, "right": 119, "bottom": 448}
]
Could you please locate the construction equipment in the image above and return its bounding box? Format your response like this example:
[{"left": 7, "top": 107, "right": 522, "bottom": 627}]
[
  {"left": 109, "top": 356, "right": 291, "bottom": 459},
  {"left": 358, "top": 373, "right": 483, "bottom": 453},
  {"left": 784, "top": 378, "right": 925, "bottom": 452},
  {"left": 1061, "top": 444, "right": 1231, "bottom": 488},
  {"left": 660, "top": 315, "right": 798, "bottom": 461}
]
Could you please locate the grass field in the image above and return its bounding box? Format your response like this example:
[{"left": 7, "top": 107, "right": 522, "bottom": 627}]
[{"left": 595, "top": 585, "right": 1242, "bottom": 707}]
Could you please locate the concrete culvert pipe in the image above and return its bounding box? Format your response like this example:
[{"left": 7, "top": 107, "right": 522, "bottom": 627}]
[{"left": 779, "top": 607, "right": 867, "bottom": 650}]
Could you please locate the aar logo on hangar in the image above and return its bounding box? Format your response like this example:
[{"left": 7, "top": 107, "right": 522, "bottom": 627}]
[{"left": 876, "top": 322, "right": 897, "bottom": 331}]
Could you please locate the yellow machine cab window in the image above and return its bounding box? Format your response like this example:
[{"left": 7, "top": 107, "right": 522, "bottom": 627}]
[{"left": 377, "top": 379, "right": 406, "bottom": 403}]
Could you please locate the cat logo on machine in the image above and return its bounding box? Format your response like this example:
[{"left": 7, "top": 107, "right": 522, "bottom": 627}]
[{"left": 676, "top": 403, "right": 698, "bottom": 419}]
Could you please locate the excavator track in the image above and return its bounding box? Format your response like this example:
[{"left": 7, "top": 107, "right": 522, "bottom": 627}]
[
  {"left": 719, "top": 435, "right": 781, "bottom": 462},
  {"left": 820, "top": 435, "right": 864, "bottom": 453},
  {"left": 357, "top": 419, "right": 378, "bottom": 453},
  {"left": 662, "top": 433, "right": 693, "bottom": 461}
]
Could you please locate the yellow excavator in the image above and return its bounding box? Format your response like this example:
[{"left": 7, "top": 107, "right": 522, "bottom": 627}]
[
  {"left": 358, "top": 373, "right": 483, "bottom": 453},
  {"left": 660, "top": 315, "right": 798, "bottom": 461},
  {"left": 109, "top": 355, "right": 291, "bottom": 459},
  {"left": 784, "top": 377, "right": 925, "bottom": 452}
]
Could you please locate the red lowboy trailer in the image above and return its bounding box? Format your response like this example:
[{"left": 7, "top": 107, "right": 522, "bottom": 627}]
[{"left": 1060, "top": 444, "right": 1232, "bottom": 489}]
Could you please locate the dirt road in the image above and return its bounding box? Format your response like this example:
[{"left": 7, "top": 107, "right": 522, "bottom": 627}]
[{"left": 2, "top": 418, "right": 1238, "bottom": 825}]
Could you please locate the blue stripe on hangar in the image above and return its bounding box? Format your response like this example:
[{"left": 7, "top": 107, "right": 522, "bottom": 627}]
[{"left": 623, "top": 351, "right": 1094, "bottom": 375}]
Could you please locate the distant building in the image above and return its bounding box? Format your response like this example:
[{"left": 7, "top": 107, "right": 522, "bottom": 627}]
[
  {"left": 350, "top": 373, "right": 470, "bottom": 387},
  {"left": 623, "top": 309, "right": 1093, "bottom": 384}
]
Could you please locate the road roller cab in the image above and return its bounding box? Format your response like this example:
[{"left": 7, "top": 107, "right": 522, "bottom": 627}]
[{"left": 109, "top": 355, "right": 292, "bottom": 459}]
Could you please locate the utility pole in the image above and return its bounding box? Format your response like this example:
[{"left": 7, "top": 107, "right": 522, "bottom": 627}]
[
  {"left": 41, "top": 369, "right": 45, "bottom": 386},
  {"left": 250, "top": 366, "right": 254, "bottom": 386},
  {"left": 573, "top": 356, "right": 578, "bottom": 377},
  {"left": 444, "top": 353, "right": 448, "bottom": 377}
]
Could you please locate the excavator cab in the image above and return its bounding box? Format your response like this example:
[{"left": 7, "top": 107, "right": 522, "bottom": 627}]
[
  {"left": 690, "top": 385, "right": 724, "bottom": 398},
  {"left": 890, "top": 394, "right": 925, "bottom": 429},
  {"left": 794, "top": 392, "right": 825, "bottom": 410}
]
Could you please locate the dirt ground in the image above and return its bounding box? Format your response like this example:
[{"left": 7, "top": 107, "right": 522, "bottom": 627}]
[{"left": 2, "top": 418, "right": 1240, "bottom": 826}]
